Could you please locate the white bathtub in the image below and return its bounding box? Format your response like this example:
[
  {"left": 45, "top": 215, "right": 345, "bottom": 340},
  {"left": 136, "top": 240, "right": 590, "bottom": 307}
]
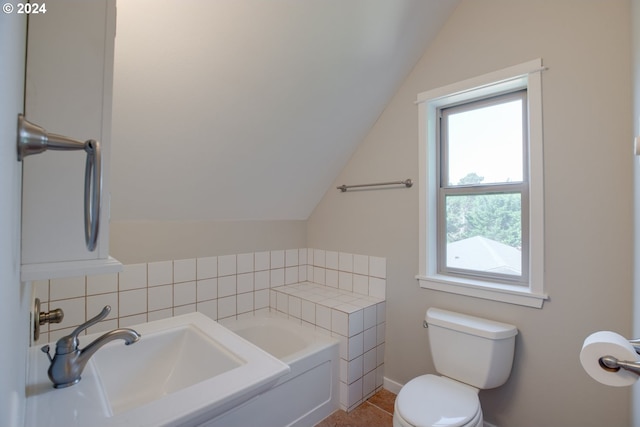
[{"left": 203, "top": 312, "right": 340, "bottom": 427}]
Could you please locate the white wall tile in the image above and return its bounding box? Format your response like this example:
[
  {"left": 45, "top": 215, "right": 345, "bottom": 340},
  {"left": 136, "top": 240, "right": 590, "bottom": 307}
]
[
  {"left": 301, "top": 300, "right": 315, "bottom": 323},
  {"left": 347, "top": 378, "right": 363, "bottom": 409},
  {"left": 298, "top": 265, "right": 307, "bottom": 281},
  {"left": 197, "top": 300, "right": 217, "bottom": 321},
  {"left": 316, "top": 305, "right": 331, "bottom": 330},
  {"left": 218, "top": 295, "right": 236, "bottom": 319},
  {"left": 348, "top": 333, "right": 363, "bottom": 361},
  {"left": 50, "top": 276, "right": 85, "bottom": 301},
  {"left": 254, "top": 251, "right": 270, "bottom": 271},
  {"left": 119, "top": 263, "right": 147, "bottom": 291},
  {"left": 353, "top": 275, "right": 368, "bottom": 296},
  {"left": 174, "top": 281, "right": 196, "bottom": 306},
  {"left": 363, "top": 348, "right": 377, "bottom": 374},
  {"left": 174, "top": 304, "right": 195, "bottom": 316},
  {"left": 298, "top": 248, "right": 307, "bottom": 265},
  {"left": 363, "top": 326, "right": 377, "bottom": 353},
  {"left": 339, "top": 272, "right": 353, "bottom": 292},
  {"left": 340, "top": 359, "right": 348, "bottom": 383},
  {"left": 218, "top": 275, "right": 236, "bottom": 298},
  {"left": 348, "top": 309, "right": 364, "bottom": 336},
  {"left": 270, "top": 268, "right": 284, "bottom": 287},
  {"left": 276, "top": 292, "right": 288, "bottom": 313},
  {"left": 197, "top": 256, "right": 217, "bottom": 279},
  {"left": 218, "top": 254, "right": 236, "bottom": 276},
  {"left": 369, "top": 256, "right": 386, "bottom": 279},
  {"left": 270, "top": 250, "right": 285, "bottom": 269},
  {"left": 148, "top": 261, "right": 172, "bottom": 287},
  {"left": 369, "top": 277, "right": 386, "bottom": 299},
  {"left": 148, "top": 309, "right": 172, "bottom": 322},
  {"left": 119, "top": 288, "right": 147, "bottom": 317},
  {"left": 363, "top": 370, "right": 376, "bottom": 399},
  {"left": 285, "top": 249, "right": 298, "bottom": 267},
  {"left": 363, "top": 305, "right": 376, "bottom": 330},
  {"left": 237, "top": 273, "right": 254, "bottom": 293},
  {"left": 331, "top": 309, "right": 348, "bottom": 336},
  {"left": 339, "top": 252, "right": 353, "bottom": 272},
  {"left": 376, "top": 301, "right": 386, "bottom": 324},
  {"left": 376, "top": 344, "right": 385, "bottom": 368},
  {"left": 254, "top": 289, "right": 269, "bottom": 310},
  {"left": 376, "top": 323, "right": 385, "bottom": 346},
  {"left": 54, "top": 297, "right": 85, "bottom": 329},
  {"left": 87, "top": 274, "right": 117, "bottom": 295},
  {"left": 237, "top": 292, "right": 253, "bottom": 314},
  {"left": 284, "top": 266, "right": 298, "bottom": 284},
  {"left": 148, "top": 285, "right": 172, "bottom": 311},
  {"left": 353, "top": 255, "right": 369, "bottom": 275},
  {"left": 174, "top": 259, "right": 196, "bottom": 283},
  {"left": 237, "top": 253, "right": 254, "bottom": 274},
  {"left": 119, "top": 313, "right": 147, "bottom": 327},
  {"left": 326, "top": 251, "right": 339, "bottom": 270},
  {"left": 196, "top": 278, "right": 217, "bottom": 302},
  {"left": 254, "top": 270, "right": 269, "bottom": 291},
  {"left": 325, "top": 269, "right": 338, "bottom": 288},
  {"left": 347, "top": 356, "right": 363, "bottom": 384},
  {"left": 313, "top": 267, "right": 325, "bottom": 285},
  {"left": 313, "top": 249, "right": 325, "bottom": 267},
  {"left": 288, "top": 296, "right": 301, "bottom": 318}
]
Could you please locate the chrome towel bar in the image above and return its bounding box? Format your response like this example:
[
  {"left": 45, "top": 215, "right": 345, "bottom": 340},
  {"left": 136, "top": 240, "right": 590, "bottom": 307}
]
[{"left": 337, "top": 178, "right": 413, "bottom": 192}]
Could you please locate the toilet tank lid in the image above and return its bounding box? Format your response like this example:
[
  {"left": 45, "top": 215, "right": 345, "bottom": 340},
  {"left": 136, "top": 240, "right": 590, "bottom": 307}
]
[{"left": 426, "top": 308, "right": 518, "bottom": 339}]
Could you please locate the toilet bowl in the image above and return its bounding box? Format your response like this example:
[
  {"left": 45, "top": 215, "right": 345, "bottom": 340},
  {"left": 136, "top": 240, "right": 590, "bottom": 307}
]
[
  {"left": 393, "top": 375, "right": 482, "bottom": 427},
  {"left": 393, "top": 308, "right": 517, "bottom": 427}
]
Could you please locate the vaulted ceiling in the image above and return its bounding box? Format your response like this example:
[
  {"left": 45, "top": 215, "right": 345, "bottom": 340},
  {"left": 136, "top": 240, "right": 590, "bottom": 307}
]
[{"left": 110, "top": 0, "right": 460, "bottom": 221}]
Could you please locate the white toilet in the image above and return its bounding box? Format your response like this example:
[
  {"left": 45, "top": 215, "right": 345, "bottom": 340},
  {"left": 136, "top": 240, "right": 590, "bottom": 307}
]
[{"left": 393, "top": 308, "right": 518, "bottom": 427}]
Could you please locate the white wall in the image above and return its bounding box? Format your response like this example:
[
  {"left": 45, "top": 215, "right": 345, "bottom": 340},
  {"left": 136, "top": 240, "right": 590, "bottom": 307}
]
[
  {"left": 308, "top": 1, "right": 633, "bottom": 426},
  {"left": 110, "top": 220, "right": 307, "bottom": 264},
  {"left": 0, "top": 7, "right": 28, "bottom": 427}
]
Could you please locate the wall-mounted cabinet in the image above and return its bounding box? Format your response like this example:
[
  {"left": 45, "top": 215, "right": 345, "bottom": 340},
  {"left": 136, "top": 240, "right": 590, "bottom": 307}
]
[{"left": 21, "top": 0, "right": 121, "bottom": 280}]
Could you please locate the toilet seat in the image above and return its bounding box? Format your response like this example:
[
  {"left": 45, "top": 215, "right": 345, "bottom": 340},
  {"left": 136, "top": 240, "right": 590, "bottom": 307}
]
[{"left": 394, "top": 375, "right": 482, "bottom": 427}]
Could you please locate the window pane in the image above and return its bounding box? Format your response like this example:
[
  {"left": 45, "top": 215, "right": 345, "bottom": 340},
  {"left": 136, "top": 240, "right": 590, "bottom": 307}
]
[
  {"left": 445, "top": 98, "right": 523, "bottom": 186},
  {"left": 445, "top": 193, "right": 522, "bottom": 276}
]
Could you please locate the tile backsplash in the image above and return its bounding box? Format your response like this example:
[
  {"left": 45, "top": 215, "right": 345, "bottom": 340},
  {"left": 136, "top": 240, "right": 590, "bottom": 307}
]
[{"left": 33, "top": 248, "right": 386, "bottom": 344}]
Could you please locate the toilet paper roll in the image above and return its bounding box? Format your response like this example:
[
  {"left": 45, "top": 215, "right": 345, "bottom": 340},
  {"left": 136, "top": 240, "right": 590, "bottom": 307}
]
[{"left": 580, "top": 331, "right": 639, "bottom": 387}]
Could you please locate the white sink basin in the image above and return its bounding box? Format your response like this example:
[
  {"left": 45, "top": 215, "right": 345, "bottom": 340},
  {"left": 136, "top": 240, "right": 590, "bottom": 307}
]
[
  {"left": 25, "top": 313, "right": 290, "bottom": 427},
  {"left": 93, "top": 324, "right": 244, "bottom": 415}
]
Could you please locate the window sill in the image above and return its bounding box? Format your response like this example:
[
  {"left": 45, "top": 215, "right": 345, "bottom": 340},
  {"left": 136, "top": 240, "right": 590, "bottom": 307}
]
[{"left": 416, "top": 274, "right": 547, "bottom": 309}]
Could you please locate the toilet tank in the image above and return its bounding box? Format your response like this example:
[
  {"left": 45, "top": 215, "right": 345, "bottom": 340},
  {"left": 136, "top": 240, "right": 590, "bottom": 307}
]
[{"left": 426, "top": 308, "right": 518, "bottom": 389}]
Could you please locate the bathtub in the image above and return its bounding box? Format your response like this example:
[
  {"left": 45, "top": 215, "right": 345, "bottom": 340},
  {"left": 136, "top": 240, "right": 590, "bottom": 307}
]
[{"left": 203, "top": 312, "right": 340, "bottom": 427}]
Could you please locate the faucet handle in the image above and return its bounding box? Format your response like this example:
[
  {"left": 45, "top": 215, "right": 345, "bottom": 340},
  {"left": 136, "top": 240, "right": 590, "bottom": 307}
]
[{"left": 55, "top": 306, "right": 111, "bottom": 354}]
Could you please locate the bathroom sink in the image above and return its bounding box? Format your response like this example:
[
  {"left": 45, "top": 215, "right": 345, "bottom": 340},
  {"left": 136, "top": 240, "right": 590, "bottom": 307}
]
[
  {"left": 25, "top": 313, "right": 290, "bottom": 427},
  {"left": 92, "top": 324, "right": 244, "bottom": 415}
]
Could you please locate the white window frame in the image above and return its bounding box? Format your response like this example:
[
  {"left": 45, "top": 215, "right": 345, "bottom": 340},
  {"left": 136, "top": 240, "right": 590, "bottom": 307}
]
[{"left": 416, "top": 59, "right": 547, "bottom": 309}]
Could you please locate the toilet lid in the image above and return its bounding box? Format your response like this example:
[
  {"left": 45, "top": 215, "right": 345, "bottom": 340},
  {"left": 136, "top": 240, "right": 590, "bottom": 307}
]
[{"left": 396, "top": 375, "right": 480, "bottom": 427}]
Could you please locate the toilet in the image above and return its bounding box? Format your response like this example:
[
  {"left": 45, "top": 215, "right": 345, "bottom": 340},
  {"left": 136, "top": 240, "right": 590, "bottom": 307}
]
[{"left": 393, "top": 308, "right": 518, "bottom": 427}]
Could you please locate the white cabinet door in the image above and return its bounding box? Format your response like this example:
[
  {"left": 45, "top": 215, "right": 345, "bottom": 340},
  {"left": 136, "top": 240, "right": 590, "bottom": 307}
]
[{"left": 21, "top": 0, "right": 120, "bottom": 280}]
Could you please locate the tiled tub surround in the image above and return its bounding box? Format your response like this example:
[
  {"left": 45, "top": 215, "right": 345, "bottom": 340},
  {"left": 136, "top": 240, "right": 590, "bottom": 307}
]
[{"left": 32, "top": 248, "right": 386, "bottom": 411}]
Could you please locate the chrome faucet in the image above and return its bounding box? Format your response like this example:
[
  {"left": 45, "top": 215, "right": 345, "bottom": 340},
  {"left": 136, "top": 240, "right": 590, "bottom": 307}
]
[{"left": 41, "top": 305, "right": 141, "bottom": 388}]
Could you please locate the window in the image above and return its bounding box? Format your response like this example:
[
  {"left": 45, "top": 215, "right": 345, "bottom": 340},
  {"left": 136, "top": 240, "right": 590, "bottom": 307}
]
[{"left": 416, "top": 59, "right": 547, "bottom": 308}]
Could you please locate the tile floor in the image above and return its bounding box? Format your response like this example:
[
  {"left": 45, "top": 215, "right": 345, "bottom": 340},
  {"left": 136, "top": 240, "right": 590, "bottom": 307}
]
[{"left": 315, "top": 388, "right": 396, "bottom": 427}]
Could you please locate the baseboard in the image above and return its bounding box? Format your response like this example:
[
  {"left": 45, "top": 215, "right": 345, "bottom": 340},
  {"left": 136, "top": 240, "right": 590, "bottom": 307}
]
[{"left": 383, "top": 377, "right": 403, "bottom": 395}]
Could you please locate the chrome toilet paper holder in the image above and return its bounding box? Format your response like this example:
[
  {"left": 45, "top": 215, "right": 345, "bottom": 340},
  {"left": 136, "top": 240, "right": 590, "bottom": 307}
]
[{"left": 599, "top": 339, "right": 640, "bottom": 375}]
